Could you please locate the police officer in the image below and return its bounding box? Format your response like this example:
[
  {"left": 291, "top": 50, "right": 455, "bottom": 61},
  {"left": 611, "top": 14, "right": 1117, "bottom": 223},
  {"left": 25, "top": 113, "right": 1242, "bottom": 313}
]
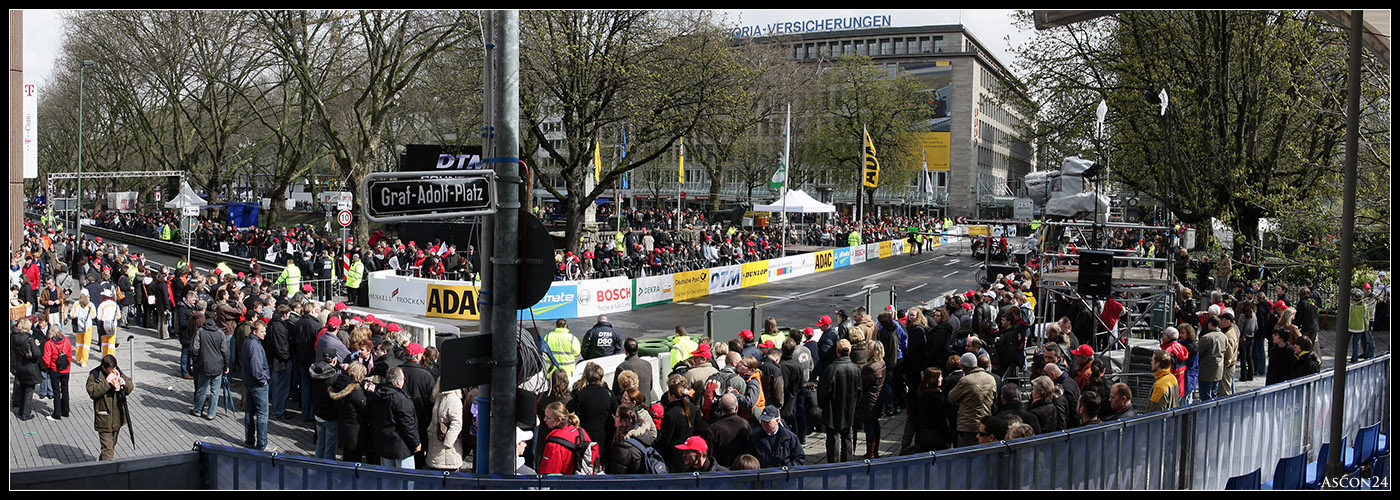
[
  {"left": 345, "top": 253, "right": 366, "bottom": 307},
  {"left": 543, "top": 319, "right": 581, "bottom": 378}
]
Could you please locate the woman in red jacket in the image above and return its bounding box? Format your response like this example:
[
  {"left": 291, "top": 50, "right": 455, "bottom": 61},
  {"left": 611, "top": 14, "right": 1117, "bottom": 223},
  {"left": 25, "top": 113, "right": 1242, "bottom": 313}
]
[
  {"left": 538, "top": 402, "right": 595, "bottom": 475},
  {"left": 42, "top": 326, "right": 74, "bottom": 420}
]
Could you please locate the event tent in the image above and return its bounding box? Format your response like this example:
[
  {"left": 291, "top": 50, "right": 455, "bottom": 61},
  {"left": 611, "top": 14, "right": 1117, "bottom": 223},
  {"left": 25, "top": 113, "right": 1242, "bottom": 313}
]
[
  {"left": 753, "top": 189, "right": 836, "bottom": 213},
  {"left": 163, "top": 181, "right": 208, "bottom": 209}
]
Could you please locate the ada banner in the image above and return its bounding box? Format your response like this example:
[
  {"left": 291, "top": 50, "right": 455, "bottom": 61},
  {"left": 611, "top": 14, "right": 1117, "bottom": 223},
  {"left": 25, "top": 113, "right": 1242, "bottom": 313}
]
[
  {"left": 768, "top": 256, "right": 797, "bottom": 281},
  {"left": 850, "top": 245, "right": 866, "bottom": 265},
  {"left": 425, "top": 283, "right": 482, "bottom": 320},
  {"left": 833, "top": 247, "right": 852, "bottom": 268},
  {"left": 673, "top": 269, "right": 710, "bottom": 302},
  {"left": 815, "top": 250, "right": 835, "bottom": 272},
  {"left": 741, "top": 261, "right": 770, "bottom": 288},
  {"left": 576, "top": 276, "right": 631, "bottom": 317},
  {"left": 633, "top": 275, "right": 673, "bottom": 308},
  {"left": 709, "top": 264, "right": 742, "bottom": 294}
]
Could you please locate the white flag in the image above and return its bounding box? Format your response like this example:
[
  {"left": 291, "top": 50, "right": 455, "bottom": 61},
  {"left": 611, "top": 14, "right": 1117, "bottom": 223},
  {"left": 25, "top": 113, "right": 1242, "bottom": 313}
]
[
  {"left": 921, "top": 151, "right": 934, "bottom": 194},
  {"left": 1159, "top": 89, "right": 1169, "bottom": 116},
  {"left": 771, "top": 104, "right": 790, "bottom": 189},
  {"left": 1096, "top": 99, "right": 1108, "bottom": 138}
]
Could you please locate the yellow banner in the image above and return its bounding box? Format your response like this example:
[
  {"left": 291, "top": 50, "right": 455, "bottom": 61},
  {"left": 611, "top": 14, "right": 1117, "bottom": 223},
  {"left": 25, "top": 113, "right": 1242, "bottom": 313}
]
[
  {"left": 672, "top": 269, "right": 709, "bottom": 302},
  {"left": 815, "top": 250, "right": 834, "bottom": 272},
  {"left": 917, "top": 131, "right": 951, "bottom": 171},
  {"left": 426, "top": 283, "right": 482, "bottom": 320},
  {"left": 968, "top": 225, "right": 990, "bottom": 236},
  {"left": 862, "top": 127, "right": 880, "bottom": 188},
  {"left": 741, "top": 261, "right": 769, "bottom": 288},
  {"left": 879, "top": 241, "right": 893, "bottom": 259}
]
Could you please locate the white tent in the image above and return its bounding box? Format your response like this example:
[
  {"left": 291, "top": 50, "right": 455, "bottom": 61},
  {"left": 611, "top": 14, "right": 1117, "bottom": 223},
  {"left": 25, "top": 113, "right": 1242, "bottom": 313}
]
[
  {"left": 753, "top": 189, "right": 836, "bottom": 213},
  {"left": 164, "top": 180, "right": 208, "bottom": 209}
]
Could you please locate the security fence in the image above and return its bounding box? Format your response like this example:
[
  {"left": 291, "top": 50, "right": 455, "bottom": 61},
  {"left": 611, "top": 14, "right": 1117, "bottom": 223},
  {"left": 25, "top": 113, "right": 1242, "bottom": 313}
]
[{"left": 194, "top": 354, "right": 1389, "bottom": 490}]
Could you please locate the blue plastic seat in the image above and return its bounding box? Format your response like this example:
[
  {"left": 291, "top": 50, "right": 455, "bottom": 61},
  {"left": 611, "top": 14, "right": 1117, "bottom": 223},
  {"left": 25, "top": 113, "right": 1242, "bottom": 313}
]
[
  {"left": 1225, "top": 468, "right": 1262, "bottom": 490},
  {"left": 1260, "top": 452, "right": 1308, "bottom": 490},
  {"left": 1350, "top": 424, "right": 1379, "bottom": 472},
  {"left": 1305, "top": 438, "right": 1358, "bottom": 489},
  {"left": 1377, "top": 424, "right": 1389, "bottom": 457}
]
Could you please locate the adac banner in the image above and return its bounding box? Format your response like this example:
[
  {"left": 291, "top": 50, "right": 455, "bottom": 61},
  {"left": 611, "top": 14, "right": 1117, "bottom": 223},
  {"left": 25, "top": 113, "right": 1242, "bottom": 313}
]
[
  {"left": 814, "top": 250, "right": 835, "bottom": 272},
  {"left": 522, "top": 282, "right": 578, "bottom": 320},
  {"left": 368, "top": 271, "right": 429, "bottom": 315},
  {"left": 866, "top": 243, "right": 881, "bottom": 260},
  {"left": 709, "top": 264, "right": 742, "bottom": 294},
  {"left": 768, "top": 256, "right": 797, "bottom": 282},
  {"left": 673, "top": 269, "right": 710, "bottom": 302},
  {"left": 833, "top": 247, "right": 852, "bottom": 268},
  {"left": 576, "top": 276, "right": 632, "bottom": 317},
  {"left": 425, "top": 283, "right": 482, "bottom": 320},
  {"left": 633, "top": 274, "right": 673, "bottom": 308},
  {"left": 879, "top": 241, "right": 893, "bottom": 259},
  {"left": 851, "top": 245, "right": 866, "bottom": 265},
  {"left": 793, "top": 253, "right": 816, "bottom": 277},
  {"left": 741, "top": 261, "right": 769, "bottom": 288}
]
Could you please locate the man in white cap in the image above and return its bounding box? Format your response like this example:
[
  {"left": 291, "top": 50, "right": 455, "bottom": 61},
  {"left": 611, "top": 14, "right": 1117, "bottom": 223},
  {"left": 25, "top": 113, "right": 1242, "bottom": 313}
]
[
  {"left": 95, "top": 289, "right": 122, "bottom": 358},
  {"left": 515, "top": 427, "right": 537, "bottom": 475},
  {"left": 947, "top": 352, "right": 996, "bottom": 448}
]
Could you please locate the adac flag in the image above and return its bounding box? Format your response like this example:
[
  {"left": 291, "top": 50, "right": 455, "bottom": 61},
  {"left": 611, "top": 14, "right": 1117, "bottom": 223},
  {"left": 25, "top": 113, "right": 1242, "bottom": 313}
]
[
  {"left": 678, "top": 137, "right": 686, "bottom": 184},
  {"left": 593, "top": 140, "right": 602, "bottom": 183},
  {"left": 620, "top": 127, "right": 629, "bottom": 189},
  {"left": 862, "top": 126, "right": 880, "bottom": 189}
]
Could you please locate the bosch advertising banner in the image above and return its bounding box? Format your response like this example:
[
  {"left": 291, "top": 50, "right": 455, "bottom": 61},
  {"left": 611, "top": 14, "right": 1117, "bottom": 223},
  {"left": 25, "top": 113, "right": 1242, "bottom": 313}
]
[
  {"left": 673, "top": 269, "right": 710, "bottom": 302},
  {"left": 633, "top": 275, "right": 673, "bottom": 308},
  {"left": 851, "top": 245, "right": 866, "bottom": 265},
  {"left": 815, "top": 250, "right": 835, "bottom": 272},
  {"left": 833, "top": 247, "right": 852, "bottom": 268},
  {"left": 768, "top": 256, "right": 797, "bottom": 282},
  {"left": 576, "top": 276, "right": 631, "bottom": 317},
  {"left": 709, "top": 265, "right": 742, "bottom": 294},
  {"left": 741, "top": 261, "right": 769, "bottom": 288}
]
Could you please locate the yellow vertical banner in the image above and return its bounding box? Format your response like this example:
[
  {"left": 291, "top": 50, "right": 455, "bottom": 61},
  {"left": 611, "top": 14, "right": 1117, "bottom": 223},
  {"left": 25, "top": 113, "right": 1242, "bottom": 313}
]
[
  {"left": 863, "top": 127, "right": 880, "bottom": 188},
  {"left": 678, "top": 137, "right": 686, "bottom": 183}
]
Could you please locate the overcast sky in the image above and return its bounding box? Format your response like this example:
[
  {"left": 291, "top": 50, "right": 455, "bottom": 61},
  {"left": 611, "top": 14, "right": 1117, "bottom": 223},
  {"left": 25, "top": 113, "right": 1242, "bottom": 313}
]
[{"left": 21, "top": 9, "right": 1031, "bottom": 89}]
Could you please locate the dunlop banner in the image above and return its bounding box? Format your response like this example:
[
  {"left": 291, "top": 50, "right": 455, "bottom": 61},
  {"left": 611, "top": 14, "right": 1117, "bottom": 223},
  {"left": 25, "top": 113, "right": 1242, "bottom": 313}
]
[{"left": 741, "top": 261, "right": 770, "bottom": 288}]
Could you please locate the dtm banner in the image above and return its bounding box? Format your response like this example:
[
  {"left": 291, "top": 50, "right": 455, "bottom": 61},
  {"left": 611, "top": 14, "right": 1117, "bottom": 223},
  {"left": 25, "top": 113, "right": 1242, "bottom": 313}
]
[
  {"left": 577, "top": 276, "right": 632, "bottom": 317},
  {"left": 815, "top": 250, "right": 835, "bottom": 272},
  {"left": 709, "top": 264, "right": 742, "bottom": 295},
  {"left": 768, "top": 256, "right": 797, "bottom": 282},
  {"left": 425, "top": 283, "right": 482, "bottom": 320},
  {"left": 673, "top": 269, "right": 710, "bottom": 302},
  {"left": 741, "top": 261, "right": 769, "bottom": 288},
  {"left": 833, "top": 247, "right": 852, "bottom": 268},
  {"left": 633, "top": 274, "right": 673, "bottom": 308}
]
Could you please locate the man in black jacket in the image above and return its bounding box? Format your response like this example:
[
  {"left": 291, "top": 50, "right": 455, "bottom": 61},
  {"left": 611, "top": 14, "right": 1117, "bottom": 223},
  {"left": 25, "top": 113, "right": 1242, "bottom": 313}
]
[
  {"left": 293, "top": 302, "right": 323, "bottom": 422},
  {"left": 398, "top": 342, "right": 437, "bottom": 469},
  {"left": 580, "top": 315, "right": 622, "bottom": 359},
  {"left": 991, "top": 382, "right": 1041, "bottom": 434},
  {"left": 190, "top": 308, "right": 229, "bottom": 420},
  {"left": 267, "top": 305, "right": 295, "bottom": 419},
  {"left": 778, "top": 340, "right": 807, "bottom": 443},
  {"left": 11, "top": 320, "right": 45, "bottom": 420},
  {"left": 368, "top": 367, "right": 420, "bottom": 469},
  {"left": 819, "top": 339, "right": 861, "bottom": 463},
  {"left": 745, "top": 407, "right": 804, "bottom": 468},
  {"left": 612, "top": 338, "right": 653, "bottom": 400},
  {"left": 699, "top": 393, "right": 750, "bottom": 468},
  {"left": 309, "top": 356, "right": 341, "bottom": 459}
]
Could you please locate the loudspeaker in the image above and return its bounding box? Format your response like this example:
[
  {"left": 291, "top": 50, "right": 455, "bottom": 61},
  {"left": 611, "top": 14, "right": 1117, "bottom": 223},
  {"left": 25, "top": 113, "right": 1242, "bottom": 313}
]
[{"left": 1078, "top": 249, "right": 1114, "bottom": 298}]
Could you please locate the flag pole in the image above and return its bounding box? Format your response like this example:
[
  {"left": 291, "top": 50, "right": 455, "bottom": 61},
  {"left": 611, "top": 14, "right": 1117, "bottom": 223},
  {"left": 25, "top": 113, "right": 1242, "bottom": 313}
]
[
  {"left": 677, "top": 137, "right": 684, "bottom": 233},
  {"left": 781, "top": 103, "right": 791, "bottom": 257}
]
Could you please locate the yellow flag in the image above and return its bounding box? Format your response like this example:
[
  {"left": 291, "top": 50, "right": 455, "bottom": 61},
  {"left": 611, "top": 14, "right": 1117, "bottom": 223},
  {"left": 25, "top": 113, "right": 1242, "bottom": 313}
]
[
  {"left": 862, "top": 127, "right": 880, "bottom": 189},
  {"left": 593, "top": 140, "right": 602, "bottom": 182},
  {"left": 678, "top": 137, "right": 686, "bottom": 184}
]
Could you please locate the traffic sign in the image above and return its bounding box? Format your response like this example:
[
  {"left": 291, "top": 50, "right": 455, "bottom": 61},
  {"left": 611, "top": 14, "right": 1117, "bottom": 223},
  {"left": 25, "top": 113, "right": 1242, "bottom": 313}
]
[
  {"left": 182, "top": 205, "right": 199, "bottom": 217},
  {"left": 338, "top": 210, "right": 353, "bottom": 227},
  {"left": 362, "top": 171, "right": 497, "bottom": 223}
]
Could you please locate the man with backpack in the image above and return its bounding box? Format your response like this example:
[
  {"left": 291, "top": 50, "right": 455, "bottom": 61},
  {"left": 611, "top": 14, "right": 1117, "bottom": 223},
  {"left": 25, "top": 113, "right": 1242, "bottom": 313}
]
[{"left": 701, "top": 352, "right": 748, "bottom": 422}]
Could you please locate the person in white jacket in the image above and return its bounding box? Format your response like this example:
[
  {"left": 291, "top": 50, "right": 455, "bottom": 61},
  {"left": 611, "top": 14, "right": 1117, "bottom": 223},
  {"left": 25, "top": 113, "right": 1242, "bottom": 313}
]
[
  {"left": 426, "top": 384, "right": 466, "bottom": 471},
  {"left": 96, "top": 290, "right": 122, "bottom": 358}
]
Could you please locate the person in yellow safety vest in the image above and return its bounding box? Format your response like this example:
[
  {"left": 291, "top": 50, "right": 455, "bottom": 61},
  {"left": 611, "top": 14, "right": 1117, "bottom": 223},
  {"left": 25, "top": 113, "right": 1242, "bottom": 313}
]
[
  {"left": 273, "top": 258, "right": 301, "bottom": 296},
  {"left": 162, "top": 223, "right": 172, "bottom": 241},
  {"left": 215, "top": 262, "right": 235, "bottom": 278},
  {"left": 345, "top": 254, "right": 366, "bottom": 306},
  {"left": 543, "top": 318, "right": 581, "bottom": 378},
  {"left": 1030, "top": 219, "right": 1042, "bottom": 232},
  {"left": 668, "top": 325, "right": 698, "bottom": 369},
  {"left": 848, "top": 230, "right": 861, "bottom": 247},
  {"left": 614, "top": 231, "right": 625, "bottom": 253},
  {"left": 758, "top": 317, "right": 785, "bottom": 348},
  {"left": 177, "top": 258, "right": 190, "bottom": 271}
]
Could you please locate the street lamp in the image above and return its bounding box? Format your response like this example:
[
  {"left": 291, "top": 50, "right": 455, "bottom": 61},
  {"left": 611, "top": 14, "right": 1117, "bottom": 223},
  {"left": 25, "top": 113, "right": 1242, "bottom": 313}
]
[{"left": 75, "top": 59, "right": 96, "bottom": 246}]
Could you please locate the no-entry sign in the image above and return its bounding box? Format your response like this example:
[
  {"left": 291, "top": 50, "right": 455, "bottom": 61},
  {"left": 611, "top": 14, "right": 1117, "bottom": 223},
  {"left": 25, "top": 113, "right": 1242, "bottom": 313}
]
[{"left": 338, "top": 210, "right": 353, "bottom": 227}]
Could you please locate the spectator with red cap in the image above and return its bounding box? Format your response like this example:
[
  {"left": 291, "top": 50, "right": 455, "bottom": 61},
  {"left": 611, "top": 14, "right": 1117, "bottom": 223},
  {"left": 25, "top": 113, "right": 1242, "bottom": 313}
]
[
  {"left": 399, "top": 342, "right": 438, "bottom": 469},
  {"left": 676, "top": 436, "right": 728, "bottom": 472},
  {"left": 815, "top": 315, "right": 839, "bottom": 377},
  {"left": 738, "top": 329, "right": 761, "bottom": 361},
  {"left": 681, "top": 343, "right": 719, "bottom": 395},
  {"left": 315, "top": 316, "right": 352, "bottom": 370}
]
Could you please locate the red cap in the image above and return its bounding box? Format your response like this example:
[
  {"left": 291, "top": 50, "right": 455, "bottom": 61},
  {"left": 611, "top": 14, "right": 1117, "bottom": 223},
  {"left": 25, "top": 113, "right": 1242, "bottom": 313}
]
[
  {"left": 802, "top": 327, "right": 816, "bottom": 338},
  {"left": 237, "top": 272, "right": 245, "bottom": 278},
  {"left": 327, "top": 317, "right": 343, "bottom": 328},
  {"left": 334, "top": 302, "right": 349, "bottom": 311},
  {"left": 673, "top": 436, "right": 708, "bottom": 454},
  {"left": 1070, "top": 344, "right": 1095, "bottom": 357},
  {"left": 302, "top": 284, "right": 314, "bottom": 292},
  {"left": 1273, "top": 300, "right": 1287, "bottom": 310},
  {"left": 387, "top": 323, "right": 404, "bottom": 332},
  {"left": 365, "top": 314, "right": 378, "bottom": 324},
  {"left": 690, "top": 343, "right": 712, "bottom": 360},
  {"left": 738, "top": 329, "right": 754, "bottom": 341},
  {"left": 759, "top": 340, "right": 775, "bottom": 349},
  {"left": 352, "top": 316, "right": 364, "bottom": 323},
  {"left": 1363, "top": 283, "right": 1372, "bottom": 290},
  {"left": 817, "top": 315, "right": 832, "bottom": 327},
  {"left": 406, "top": 342, "right": 425, "bottom": 355}
]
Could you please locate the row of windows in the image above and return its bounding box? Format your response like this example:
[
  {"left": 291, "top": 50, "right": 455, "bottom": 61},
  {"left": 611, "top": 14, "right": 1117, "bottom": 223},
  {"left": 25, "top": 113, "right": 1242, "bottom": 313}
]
[{"left": 791, "top": 35, "right": 948, "bottom": 61}]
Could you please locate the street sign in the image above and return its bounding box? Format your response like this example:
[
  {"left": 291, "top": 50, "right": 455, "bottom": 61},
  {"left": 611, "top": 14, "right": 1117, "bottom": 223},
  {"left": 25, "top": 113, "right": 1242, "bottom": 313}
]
[
  {"left": 338, "top": 210, "right": 353, "bottom": 227},
  {"left": 182, "top": 206, "right": 199, "bottom": 217},
  {"left": 362, "top": 171, "right": 497, "bottom": 223}
]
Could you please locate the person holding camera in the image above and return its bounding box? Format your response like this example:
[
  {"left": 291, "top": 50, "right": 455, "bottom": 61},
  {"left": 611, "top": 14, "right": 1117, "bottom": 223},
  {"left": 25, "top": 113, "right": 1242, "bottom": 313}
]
[{"left": 85, "top": 354, "right": 133, "bottom": 461}]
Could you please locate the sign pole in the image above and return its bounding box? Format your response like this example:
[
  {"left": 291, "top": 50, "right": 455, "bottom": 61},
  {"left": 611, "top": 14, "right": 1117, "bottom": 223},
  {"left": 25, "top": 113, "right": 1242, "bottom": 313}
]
[{"left": 486, "top": 9, "right": 522, "bottom": 477}]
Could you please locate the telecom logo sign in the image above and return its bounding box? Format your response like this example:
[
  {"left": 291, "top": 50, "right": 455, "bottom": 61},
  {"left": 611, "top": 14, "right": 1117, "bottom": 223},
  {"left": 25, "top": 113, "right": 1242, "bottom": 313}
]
[
  {"left": 815, "top": 250, "right": 835, "bottom": 273},
  {"left": 850, "top": 246, "right": 866, "bottom": 265},
  {"left": 577, "top": 276, "right": 631, "bottom": 316},
  {"left": 768, "top": 256, "right": 797, "bottom": 282},
  {"left": 833, "top": 247, "right": 851, "bottom": 268},
  {"left": 792, "top": 254, "right": 815, "bottom": 277},
  {"left": 741, "top": 261, "right": 769, "bottom": 288},
  {"left": 673, "top": 269, "right": 710, "bottom": 302},
  {"left": 709, "top": 265, "right": 742, "bottom": 294},
  {"left": 633, "top": 275, "right": 674, "bottom": 308},
  {"left": 425, "top": 283, "right": 482, "bottom": 320},
  {"left": 525, "top": 283, "right": 578, "bottom": 320}
]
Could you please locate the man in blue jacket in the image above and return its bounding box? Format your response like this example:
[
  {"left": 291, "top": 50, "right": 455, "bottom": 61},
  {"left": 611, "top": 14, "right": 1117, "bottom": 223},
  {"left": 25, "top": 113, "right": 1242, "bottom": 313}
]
[
  {"left": 745, "top": 407, "right": 804, "bottom": 468},
  {"left": 241, "top": 320, "right": 274, "bottom": 452}
]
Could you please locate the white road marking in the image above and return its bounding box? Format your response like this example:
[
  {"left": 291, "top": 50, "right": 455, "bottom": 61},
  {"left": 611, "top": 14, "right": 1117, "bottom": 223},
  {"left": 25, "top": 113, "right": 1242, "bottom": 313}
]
[
  {"left": 845, "top": 283, "right": 880, "bottom": 298},
  {"left": 943, "top": 271, "right": 958, "bottom": 278},
  {"left": 693, "top": 303, "right": 710, "bottom": 308},
  {"left": 944, "top": 261, "right": 958, "bottom": 266},
  {"left": 907, "top": 283, "right": 928, "bottom": 292}
]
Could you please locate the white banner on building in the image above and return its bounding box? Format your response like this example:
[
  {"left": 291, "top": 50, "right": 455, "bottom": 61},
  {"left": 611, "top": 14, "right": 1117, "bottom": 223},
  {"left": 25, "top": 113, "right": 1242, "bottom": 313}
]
[
  {"left": 23, "top": 82, "right": 38, "bottom": 179},
  {"left": 792, "top": 253, "right": 816, "bottom": 277},
  {"left": 576, "top": 276, "right": 632, "bottom": 317},
  {"left": 768, "top": 256, "right": 798, "bottom": 282}
]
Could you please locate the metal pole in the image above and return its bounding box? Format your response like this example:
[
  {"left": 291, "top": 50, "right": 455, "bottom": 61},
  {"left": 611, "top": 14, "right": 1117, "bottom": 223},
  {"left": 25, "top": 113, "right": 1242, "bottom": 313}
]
[
  {"left": 487, "top": 9, "right": 522, "bottom": 476},
  {"left": 475, "top": 11, "right": 496, "bottom": 472},
  {"left": 76, "top": 60, "right": 95, "bottom": 245},
  {"left": 1324, "top": 9, "right": 1363, "bottom": 483}
]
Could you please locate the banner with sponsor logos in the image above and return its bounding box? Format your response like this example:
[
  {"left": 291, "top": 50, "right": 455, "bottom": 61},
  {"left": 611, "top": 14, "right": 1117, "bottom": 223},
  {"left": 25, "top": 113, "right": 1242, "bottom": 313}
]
[
  {"left": 815, "top": 250, "right": 835, "bottom": 272},
  {"left": 833, "top": 247, "right": 851, "bottom": 268},
  {"left": 709, "top": 264, "right": 742, "bottom": 294},
  {"left": 892, "top": 240, "right": 904, "bottom": 256},
  {"left": 673, "top": 269, "right": 710, "bottom": 302},
  {"left": 768, "top": 256, "right": 797, "bottom": 282},
  {"left": 879, "top": 241, "right": 893, "bottom": 259},
  {"left": 793, "top": 253, "right": 816, "bottom": 276},
  {"left": 633, "top": 274, "right": 673, "bottom": 308},
  {"left": 576, "top": 276, "right": 632, "bottom": 317},
  {"left": 741, "top": 261, "right": 769, "bottom": 288},
  {"left": 522, "top": 282, "right": 579, "bottom": 319},
  {"left": 866, "top": 243, "right": 881, "bottom": 260},
  {"left": 850, "top": 245, "right": 866, "bottom": 265},
  {"left": 425, "top": 282, "right": 483, "bottom": 320},
  {"left": 368, "top": 271, "right": 429, "bottom": 314}
]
